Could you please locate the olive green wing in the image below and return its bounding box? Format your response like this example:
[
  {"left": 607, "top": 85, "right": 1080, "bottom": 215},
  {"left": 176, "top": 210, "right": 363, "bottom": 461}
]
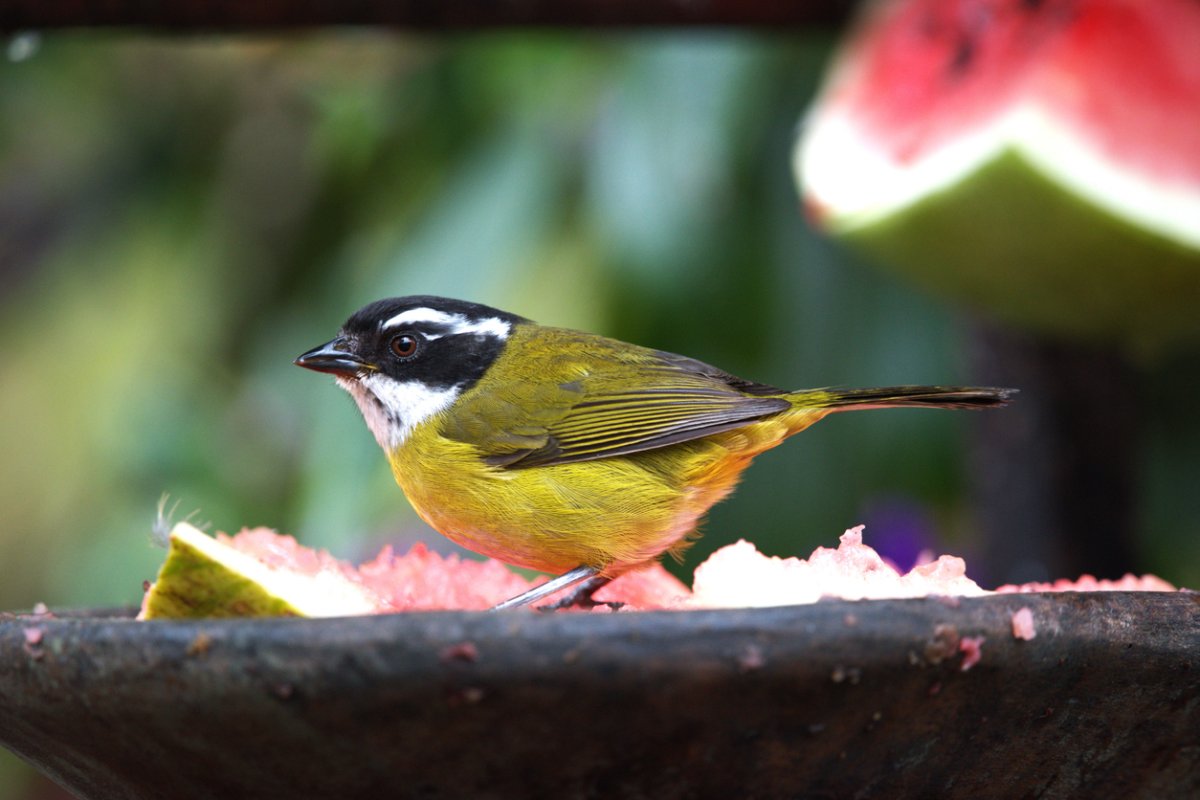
[
  {"left": 443, "top": 330, "right": 789, "bottom": 469},
  {"left": 500, "top": 385, "right": 789, "bottom": 468}
]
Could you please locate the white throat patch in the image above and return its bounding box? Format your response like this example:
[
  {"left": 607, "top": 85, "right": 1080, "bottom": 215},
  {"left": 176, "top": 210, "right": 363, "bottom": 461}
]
[
  {"left": 381, "top": 307, "right": 511, "bottom": 340},
  {"left": 338, "top": 373, "right": 460, "bottom": 451}
]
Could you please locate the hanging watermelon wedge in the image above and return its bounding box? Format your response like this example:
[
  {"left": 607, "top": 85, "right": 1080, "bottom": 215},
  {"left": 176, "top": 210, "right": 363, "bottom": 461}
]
[{"left": 795, "top": 0, "right": 1200, "bottom": 351}]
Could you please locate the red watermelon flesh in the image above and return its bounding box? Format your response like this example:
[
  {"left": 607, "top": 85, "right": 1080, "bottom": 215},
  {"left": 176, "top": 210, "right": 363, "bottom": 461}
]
[
  {"left": 834, "top": 0, "right": 1200, "bottom": 184},
  {"left": 217, "top": 529, "right": 692, "bottom": 612}
]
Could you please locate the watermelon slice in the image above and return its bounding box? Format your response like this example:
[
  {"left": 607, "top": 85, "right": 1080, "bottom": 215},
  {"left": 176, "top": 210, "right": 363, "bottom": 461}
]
[
  {"left": 139, "top": 523, "right": 694, "bottom": 617},
  {"left": 795, "top": 0, "right": 1200, "bottom": 350},
  {"left": 140, "top": 522, "right": 380, "bottom": 619}
]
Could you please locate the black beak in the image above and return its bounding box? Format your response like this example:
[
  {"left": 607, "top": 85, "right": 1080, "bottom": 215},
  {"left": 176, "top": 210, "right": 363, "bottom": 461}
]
[{"left": 294, "top": 337, "right": 369, "bottom": 377}]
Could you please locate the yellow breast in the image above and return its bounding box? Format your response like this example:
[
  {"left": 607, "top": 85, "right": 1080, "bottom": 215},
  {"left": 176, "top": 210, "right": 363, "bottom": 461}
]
[{"left": 387, "top": 413, "right": 800, "bottom": 576}]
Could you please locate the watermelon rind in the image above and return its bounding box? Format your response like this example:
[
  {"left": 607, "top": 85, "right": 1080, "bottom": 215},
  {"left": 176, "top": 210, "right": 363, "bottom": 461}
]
[{"left": 797, "top": 120, "right": 1200, "bottom": 351}]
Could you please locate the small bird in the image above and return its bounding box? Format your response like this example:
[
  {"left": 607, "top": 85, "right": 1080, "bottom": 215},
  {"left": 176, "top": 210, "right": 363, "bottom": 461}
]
[{"left": 296, "top": 296, "right": 1012, "bottom": 609}]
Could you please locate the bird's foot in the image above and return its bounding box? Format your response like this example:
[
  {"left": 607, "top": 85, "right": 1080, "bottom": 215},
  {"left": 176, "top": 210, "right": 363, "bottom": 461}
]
[{"left": 535, "top": 576, "right": 621, "bottom": 612}]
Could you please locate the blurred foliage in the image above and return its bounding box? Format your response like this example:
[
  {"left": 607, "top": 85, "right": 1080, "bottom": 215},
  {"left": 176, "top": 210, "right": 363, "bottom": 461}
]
[{"left": 1, "top": 31, "right": 1198, "bottom": 796}]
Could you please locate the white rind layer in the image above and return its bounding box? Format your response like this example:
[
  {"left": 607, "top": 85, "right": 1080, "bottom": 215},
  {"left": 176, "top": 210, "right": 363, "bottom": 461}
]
[{"left": 797, "top": 103, "right": 1200, "bottom": 249}]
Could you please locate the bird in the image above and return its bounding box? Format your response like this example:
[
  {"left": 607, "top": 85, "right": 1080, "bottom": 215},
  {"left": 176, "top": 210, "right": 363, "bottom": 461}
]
[{"left": 295, "top": 295, "right": 1013, "bottom": 610}]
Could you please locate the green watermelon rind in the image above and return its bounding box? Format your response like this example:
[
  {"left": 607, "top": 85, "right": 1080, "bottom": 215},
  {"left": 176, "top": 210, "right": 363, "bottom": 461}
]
[{"left": 828, "top": 147, "right": 1200, "bottom": 353}]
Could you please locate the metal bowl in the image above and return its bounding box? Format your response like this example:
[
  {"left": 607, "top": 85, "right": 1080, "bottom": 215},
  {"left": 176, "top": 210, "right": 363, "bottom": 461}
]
[{"left": 2, "top": 593, "right": 1197, "bottom": 799}]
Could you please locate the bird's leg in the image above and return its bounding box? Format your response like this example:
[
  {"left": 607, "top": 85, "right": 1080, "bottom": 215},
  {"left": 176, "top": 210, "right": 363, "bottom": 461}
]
[
  {"left": 491, "top": 565, "right": 598, "bottom": 610},
  {"left": 491, "top": 567, "right": 623, "bottom": 611}
]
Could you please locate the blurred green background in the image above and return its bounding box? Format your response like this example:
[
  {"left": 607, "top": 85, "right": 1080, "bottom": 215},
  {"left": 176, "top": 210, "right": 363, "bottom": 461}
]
[{"left": 1, "top": 30, "right": 1198, "bottom": 797}]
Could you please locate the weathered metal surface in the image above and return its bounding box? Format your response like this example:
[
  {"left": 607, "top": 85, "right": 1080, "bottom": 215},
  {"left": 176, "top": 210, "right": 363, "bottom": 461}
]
[{"left": 1, "top": 593, "right": 1197, "bottom": 799}]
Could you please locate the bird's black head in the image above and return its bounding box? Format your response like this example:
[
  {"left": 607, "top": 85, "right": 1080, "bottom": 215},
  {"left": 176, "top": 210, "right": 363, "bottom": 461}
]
[{"left": 295, "top": 295, "right": 528, "bottom": 449}]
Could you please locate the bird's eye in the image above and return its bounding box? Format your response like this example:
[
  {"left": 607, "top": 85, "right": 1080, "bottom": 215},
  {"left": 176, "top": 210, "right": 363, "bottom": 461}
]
[{"left": 389, "top": 333, "right": 420, "bottom": 359}]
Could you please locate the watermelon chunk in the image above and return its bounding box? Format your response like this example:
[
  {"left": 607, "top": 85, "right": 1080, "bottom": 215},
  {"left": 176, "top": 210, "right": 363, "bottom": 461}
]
[
  {"left": 688, "top": 527, "right": 988, "bottom": 608},
  {"left": 795, "top": 0, "right": 1200, "bottom": 350},
  {"left": 140, "top": 523, "right": 1177, "bottom": 618}
]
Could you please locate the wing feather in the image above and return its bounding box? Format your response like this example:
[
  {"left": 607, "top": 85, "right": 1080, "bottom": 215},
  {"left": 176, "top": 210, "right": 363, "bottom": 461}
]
[{"left": 441, "top": 326, "right": 790, "bottom": 468}]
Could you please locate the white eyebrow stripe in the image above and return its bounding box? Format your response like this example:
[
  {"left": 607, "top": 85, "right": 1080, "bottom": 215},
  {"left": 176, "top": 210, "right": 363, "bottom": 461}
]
[
  {"left": 382, "top": 307, "right": 511, "bottom": 339},
  {"left": 383, "top": 308, "right": 457, "bottom": 328}
]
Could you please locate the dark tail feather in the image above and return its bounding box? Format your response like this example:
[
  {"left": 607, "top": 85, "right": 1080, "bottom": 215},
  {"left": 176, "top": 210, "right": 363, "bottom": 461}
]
[{"left": 795, "top": 386, "right": 1017, "bottom": 412}]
